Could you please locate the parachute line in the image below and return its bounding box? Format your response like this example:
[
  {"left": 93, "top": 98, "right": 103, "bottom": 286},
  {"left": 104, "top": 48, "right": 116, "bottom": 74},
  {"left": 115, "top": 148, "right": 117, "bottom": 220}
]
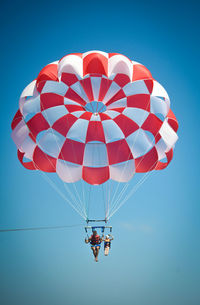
[
  {"left": 38, "top": 170, "right": 87, "bottom": 219},
  {"left": 0, "top": 224, "right": 82, "bottom": 233},
  {"left": 107, "top": 163, "right": 156, "bottom": 219}
]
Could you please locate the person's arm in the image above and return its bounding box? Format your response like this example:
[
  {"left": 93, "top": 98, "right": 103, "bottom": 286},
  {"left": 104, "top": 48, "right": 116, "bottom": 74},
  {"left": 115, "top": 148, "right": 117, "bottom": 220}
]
[
  {"left": 109, "top": 234, "right": 114, "bottom": 241},
  {"left": 85, "top": 237, "right": 91, "bottom": 243}
]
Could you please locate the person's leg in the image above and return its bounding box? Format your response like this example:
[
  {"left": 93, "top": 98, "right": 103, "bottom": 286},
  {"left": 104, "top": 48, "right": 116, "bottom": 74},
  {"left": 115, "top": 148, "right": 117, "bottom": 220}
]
[
  {"left": 104, "top": 246, "right": 109, "bottom": 256},
  {"left": 95, "top": 246, "right": 100, "bottom": 262},
  {"left": 91, "top": 247, "right": 96, "bottom": 259}
]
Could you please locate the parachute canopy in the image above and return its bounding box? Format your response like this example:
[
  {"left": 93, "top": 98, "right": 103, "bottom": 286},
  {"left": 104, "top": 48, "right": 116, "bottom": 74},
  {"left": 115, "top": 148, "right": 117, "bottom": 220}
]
[{"left": 11, "top": 51, "right": 178, "bottom": 186}]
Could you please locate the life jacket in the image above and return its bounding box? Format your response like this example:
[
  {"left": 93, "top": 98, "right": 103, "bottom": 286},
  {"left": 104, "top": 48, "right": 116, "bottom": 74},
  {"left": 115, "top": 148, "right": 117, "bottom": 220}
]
[
  {"left": 90, "top": 234, "right": 101, "bottom": 245},
  {"left": 104, "top": 240, "right": 111, "bottom": 248}
]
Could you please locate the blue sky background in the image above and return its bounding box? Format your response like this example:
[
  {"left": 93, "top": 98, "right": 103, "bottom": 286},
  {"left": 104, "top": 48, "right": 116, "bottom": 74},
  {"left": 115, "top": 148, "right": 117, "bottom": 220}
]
[{"left": 1, "top": 0, "right": 200, "bottom": 305}]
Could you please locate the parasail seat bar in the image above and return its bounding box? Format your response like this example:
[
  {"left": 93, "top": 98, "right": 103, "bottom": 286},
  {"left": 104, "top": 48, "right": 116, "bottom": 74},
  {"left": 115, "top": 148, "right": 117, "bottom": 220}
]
[
  {"left": 86, "top": 219, "right": 108, "bottom": 223},
  {"left": 85, "top": 226, "right": 112, "bottom": 233}
]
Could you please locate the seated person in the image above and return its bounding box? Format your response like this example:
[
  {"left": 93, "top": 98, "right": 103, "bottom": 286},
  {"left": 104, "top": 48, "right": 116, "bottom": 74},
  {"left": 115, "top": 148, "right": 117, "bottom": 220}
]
[
  {"left": 103, "top": 234, "right": 114, "bottom": 256},
  {"left": 85, "top": 230, "right": 102, "bottom": 262}
]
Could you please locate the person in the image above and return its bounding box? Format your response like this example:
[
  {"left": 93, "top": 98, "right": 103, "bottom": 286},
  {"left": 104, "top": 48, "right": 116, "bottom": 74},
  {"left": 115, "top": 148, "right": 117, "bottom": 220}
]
[
  {"left": 103, "top": 234, "right": 114, "bottom": 256},
  {"left": 85, "top": 230, "right": 102, "bottom": 262}
]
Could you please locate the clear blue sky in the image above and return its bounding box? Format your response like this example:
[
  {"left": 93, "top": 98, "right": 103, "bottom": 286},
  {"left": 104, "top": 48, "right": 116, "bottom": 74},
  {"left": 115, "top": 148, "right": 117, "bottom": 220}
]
[{"left": 1, "top": 1, "right": 200, "bottom": 305}]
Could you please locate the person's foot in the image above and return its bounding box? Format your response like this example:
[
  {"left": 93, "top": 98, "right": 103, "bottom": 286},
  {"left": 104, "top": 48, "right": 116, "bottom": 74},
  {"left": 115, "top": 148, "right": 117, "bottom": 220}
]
[{"left": 95, "top": 257, "right": 98, "bottom": 262}]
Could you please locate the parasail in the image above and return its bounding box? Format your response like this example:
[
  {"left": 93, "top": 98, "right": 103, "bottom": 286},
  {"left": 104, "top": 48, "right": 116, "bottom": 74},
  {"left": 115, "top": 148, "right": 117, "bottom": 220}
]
[{"left": 11, "top": 51, "right": 178, "bottom": 221}]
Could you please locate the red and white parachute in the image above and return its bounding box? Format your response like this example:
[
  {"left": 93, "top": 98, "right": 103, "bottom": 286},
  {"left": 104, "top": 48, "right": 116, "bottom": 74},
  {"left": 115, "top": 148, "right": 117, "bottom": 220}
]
[{"left": 11, "top": 51, "right": 178, "bottom": 220}]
